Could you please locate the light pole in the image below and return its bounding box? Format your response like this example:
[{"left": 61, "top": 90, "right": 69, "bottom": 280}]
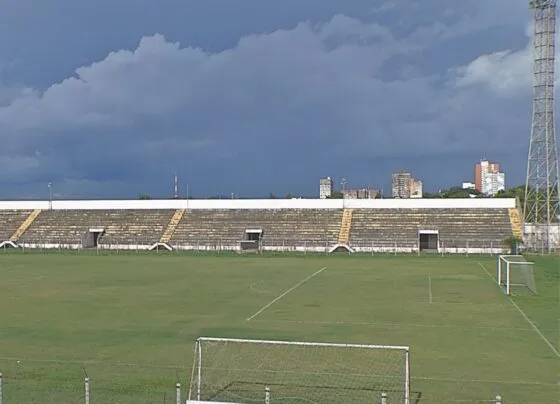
[
  {"left": 48, "top": 182, "right": 53, "bottom": 210},
  {"left": 341, "top": 177, "right": 347, "bottom": 208}
]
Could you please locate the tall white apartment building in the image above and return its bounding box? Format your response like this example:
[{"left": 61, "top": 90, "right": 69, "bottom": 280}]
[
  {"left": 475, "top": 160, "right": 506, "bottom": 196},
  {"left": 319, "top": 177, "right": 333, "bottom": 199},
  {"left": 392, "top": 171, "right": 423, "bottom": 198},
  {"left": 483, "top": 172, "right": 506, "bottom": 196}
]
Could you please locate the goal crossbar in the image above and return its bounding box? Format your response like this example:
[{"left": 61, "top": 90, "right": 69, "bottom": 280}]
[
  {"left": 197, "top": 337, "right": 410, "bottom": 351},
  {"left": 189, "top": 337, "right": 411, "bottom": 404}
]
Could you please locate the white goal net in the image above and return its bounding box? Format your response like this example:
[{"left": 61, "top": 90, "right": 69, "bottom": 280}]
[
  {"left": 497, "top": 255, "right": 537, "bottom": 295},
  {"left": 188, "top": 337, "right": 410, "bottom": 404}
]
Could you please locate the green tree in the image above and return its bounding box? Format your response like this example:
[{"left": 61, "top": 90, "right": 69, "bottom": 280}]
[
  {"left": 495, "top": 185, "right": 527, "bottom": 213},
  {"left": 426, "top": 187, "right": 482, "bottom": 198},
  {"left": 503, "top": 235, "right": 522, "bottom": 254},
  {"left": 327, "top": 191, "right": 343, "bottom": 199},
  {"left": 444, "top": 187, "right": 477, "bottom": 198},
  {"left": 138, "top": 194, "right": 151, "bottom": 200},
  {"left": 494, "top": 185, "right": 524, "bottom": 203}
]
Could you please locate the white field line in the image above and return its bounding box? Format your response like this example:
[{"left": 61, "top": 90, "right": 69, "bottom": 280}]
[
  {"left": 246, "top": 266, "right": 327, "bottom": 321},
  {"left": 477, "top": 261, "right": 560, "bottom": 360},
  {"left": 476, "top": 261, "right": 501, "bottom": 288},
  {"left": 413, "top": 375, "right": 557, "bottom": 387},
  {"left": 508, "top": 298, "right": 560, "bottom": 359},
  {"left": 253, "top": 320, "right": 554, "bottom": 331},
  {"left": 250, "top": 318, "right": 556, "bottom": 332},
  {"left": 428, "top": 275, "right": 433, "bottom": 304},
  {"left": 0, "top": 356, "right": 186, "bottom": 369}
]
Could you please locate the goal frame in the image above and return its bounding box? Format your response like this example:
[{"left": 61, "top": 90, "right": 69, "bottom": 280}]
[
  {"left": 497, "top": 255, "right": 536, "bottom": 295},
  {"left": 189, "top": 337, "right": 411, "bottom": 404}
]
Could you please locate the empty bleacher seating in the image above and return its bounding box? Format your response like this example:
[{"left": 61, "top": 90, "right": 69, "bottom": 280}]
[
  {"left": 170, "top": 209, "right": 342, "bottom": 250},
  {"left": 0, "top": 210, "right": 31, "bottom": 241},
  {"left": 349, "top": 208, "right": 513, "bottom": 251},
  {"left": 1, "top": 205, "right": 515, "bottom": 252},
  {"left": 99, "top": 210, "right": 175, "bottom": 246},
  {"left": 18, "top": 210, "right": 175, "bottom": 247}
]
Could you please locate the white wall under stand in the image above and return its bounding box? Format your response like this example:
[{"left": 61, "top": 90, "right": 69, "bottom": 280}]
[{"left": 0, "top": 198, "right": 517, "bottom": 211}]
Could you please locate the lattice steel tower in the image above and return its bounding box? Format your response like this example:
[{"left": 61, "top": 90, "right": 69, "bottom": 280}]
[{"left": 525, "top": 0, "right": 560, "bottom": 252}]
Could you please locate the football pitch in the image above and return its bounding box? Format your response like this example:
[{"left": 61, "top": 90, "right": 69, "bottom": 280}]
[{"left": 0, "top": 252, "right": 558, "bottom": 403}]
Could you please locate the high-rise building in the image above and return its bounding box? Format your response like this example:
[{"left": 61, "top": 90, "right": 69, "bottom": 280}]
[
  {"left": 475, "top": 160, "right": 499, "bottom": 192},
  {"left": 319, "top": 177, "right": 333, "bottom": 199},
  {"left": 484, "top": 172, "right": 506, "bottom": 196},
  {"left": 474, "top": 160, "right": 505, "bottom": 196},
  {"left": 392, "top": 172, "right": 410, "bottom": 198},
  {"left": 410, "top": 179, "right": 423, "bottom": 198},
  {"left": 392, "top": 171, "right": 423, "bottom": 198}
]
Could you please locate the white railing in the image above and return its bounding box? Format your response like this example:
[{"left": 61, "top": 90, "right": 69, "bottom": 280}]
[{"left": 0, "top": 236, "right": 514, "bottom": 255}]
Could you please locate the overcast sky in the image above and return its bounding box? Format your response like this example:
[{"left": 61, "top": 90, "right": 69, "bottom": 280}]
[{"left": 0, "top": 0, "right": 548, "bottom": 199}]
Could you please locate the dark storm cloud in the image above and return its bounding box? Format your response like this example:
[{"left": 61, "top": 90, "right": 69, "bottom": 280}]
[{"left": 0, "top": 1, "right": 542, "bottom": 198}]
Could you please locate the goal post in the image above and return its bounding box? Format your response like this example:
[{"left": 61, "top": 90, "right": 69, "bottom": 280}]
[
  {"left": 497, "top": 255, "right": 537, "bottom": 295},
  {"left": 188, "top": 337, "right": 411, "bottom": 404}
]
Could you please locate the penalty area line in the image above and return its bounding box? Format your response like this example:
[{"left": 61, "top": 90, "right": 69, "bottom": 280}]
[
  {"left": 251, "top": 318, "right": 546, "bottom": 332},
  {"left": 414, "top": 375, "right": 557, "bottom": 387},
  {"left": 0, "top": 356, "right": 186, "bottom": 369},
  {"left": 246, "top": 266, "right": 327, "bottom": 321},
  {"left": 428, "top": 275, "right": 433, "bottom": 304},
  {"left": 477, "top": 261, "right": 560, "bottom": 360}
]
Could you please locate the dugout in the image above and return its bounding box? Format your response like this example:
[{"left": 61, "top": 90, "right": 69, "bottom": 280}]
[
  {"left": 418, "top": 229, "right": 439, "bottom": 252},
  {"left": 82, "top": 228, "right": 105, "bottom": 248},
  {"left": 239, "top": 229, "right": 263, "bottom": 252}
]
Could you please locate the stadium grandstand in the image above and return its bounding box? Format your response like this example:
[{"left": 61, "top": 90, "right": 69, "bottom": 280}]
[{"left": 0, "top": 197, "right": 520, "bottom": 254}]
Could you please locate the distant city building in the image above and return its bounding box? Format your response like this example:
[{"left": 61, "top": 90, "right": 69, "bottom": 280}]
[
  {"left": 343, "top": 188, "right": 379, "bottom": 199},
  {"left": 342, "top": 189, "right": 358, "bottom": 199},
  {"left": 410, "top": 179, "right": 423, "bottom": 198},
  {"left": 319, "top": 177, "right": 333, "bottom": 199},
  {"left": 474, "top": 160, "right": 505, "bottom": 196},
  {"left": 462, "top": 182, "right": 476, "bottom": 190},
  {"left": 484, "top": 172, "right": 506, "bottom": 196},
  {"left": 392, "top": 171, "right": 423, "bottom": 198},
  {"left": 392, "top": 172, "right": 410, "bottom": 198},
  {"left": 362, "top": 188, "right": 379, "bottom": 199}
]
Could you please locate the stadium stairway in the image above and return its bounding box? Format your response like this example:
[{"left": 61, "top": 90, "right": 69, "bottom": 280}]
[
  {"left": 508, "top": 208, "right": 523, "bottom": 239},
  {"left": 10, "top": 209, "right": 41, "bottom": 243},
  {"left": 337, "top": 208, "right": 354, "bottom": 244},
  {"left": 159, "top": 209, "right": 186, "bottom": 244}
]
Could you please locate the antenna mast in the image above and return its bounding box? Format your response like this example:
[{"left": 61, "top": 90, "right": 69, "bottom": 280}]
[{"left": 525, "top": 0, "right": 560, "bottom": 252}]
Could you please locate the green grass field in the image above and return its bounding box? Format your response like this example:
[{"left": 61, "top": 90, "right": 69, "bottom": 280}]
[{"left": 0, "top": 251, "right": 558, "bottom": 403}]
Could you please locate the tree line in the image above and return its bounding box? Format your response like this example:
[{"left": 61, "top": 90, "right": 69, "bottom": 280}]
[{"left": 138, "top": 184, "right": 557, "bottom": 210}]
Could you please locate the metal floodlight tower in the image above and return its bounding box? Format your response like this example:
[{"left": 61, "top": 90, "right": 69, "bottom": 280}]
[{"left": 525, "top": 0, "right": 560, "bottom": 252}]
